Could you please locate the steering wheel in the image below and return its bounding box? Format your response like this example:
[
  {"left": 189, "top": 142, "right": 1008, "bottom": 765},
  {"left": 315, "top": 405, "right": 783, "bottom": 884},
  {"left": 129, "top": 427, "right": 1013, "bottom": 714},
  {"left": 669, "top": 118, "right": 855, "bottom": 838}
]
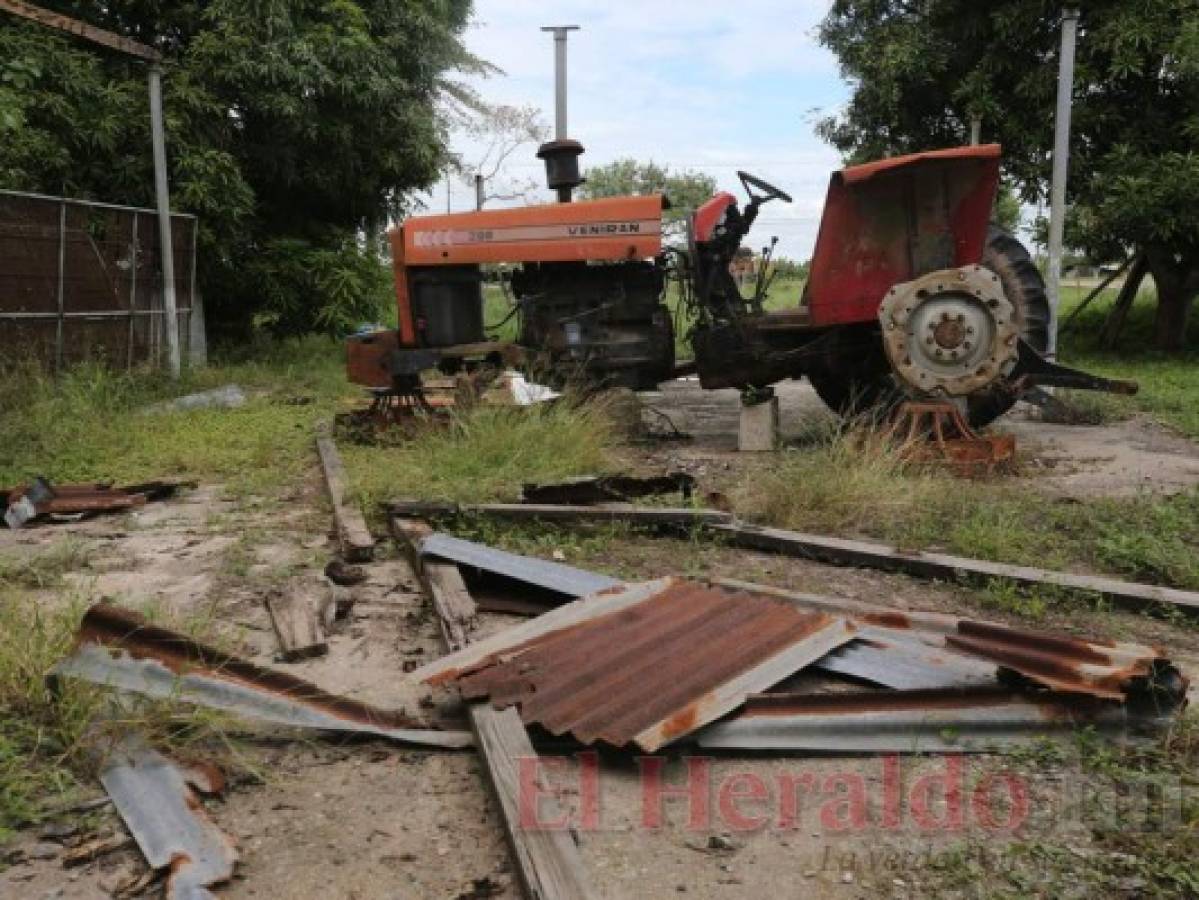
[{"left": 738, "top": 170, "right": 793, "bottom": 204}]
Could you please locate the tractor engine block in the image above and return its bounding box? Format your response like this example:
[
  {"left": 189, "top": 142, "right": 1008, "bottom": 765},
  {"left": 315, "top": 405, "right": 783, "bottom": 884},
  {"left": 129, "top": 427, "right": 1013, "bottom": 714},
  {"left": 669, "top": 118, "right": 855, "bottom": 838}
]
[{"left": 513, "top": 260, "right": 674, "bottom": 391}]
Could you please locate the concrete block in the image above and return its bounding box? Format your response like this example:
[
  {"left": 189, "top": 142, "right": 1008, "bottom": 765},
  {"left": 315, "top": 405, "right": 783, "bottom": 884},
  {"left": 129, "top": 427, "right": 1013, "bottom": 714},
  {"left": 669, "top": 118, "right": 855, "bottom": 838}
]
[{"left": 739, "top": 396, "right": 779, "bottom": 452}]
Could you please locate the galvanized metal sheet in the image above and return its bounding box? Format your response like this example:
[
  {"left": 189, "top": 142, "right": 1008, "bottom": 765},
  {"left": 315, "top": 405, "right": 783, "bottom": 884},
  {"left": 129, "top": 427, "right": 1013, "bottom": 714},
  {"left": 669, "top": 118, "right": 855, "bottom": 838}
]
[
  {"left": 696, "top": 688, "right": 1162, "bottom": 753},
  {"left": 420, "top": 532, "right": 620, "bottom": 599},
  {"left": 442, "top": 577, "right": 855, "bottom": 751},
  {"left": 100, "top": 736, "right": 237, "bottom": 899},
  {"left": 815, "top": 628, "right": 998, "bottom": 691},
  {"left": 55, "top": 603, "right": 473, "bottom": 749}
]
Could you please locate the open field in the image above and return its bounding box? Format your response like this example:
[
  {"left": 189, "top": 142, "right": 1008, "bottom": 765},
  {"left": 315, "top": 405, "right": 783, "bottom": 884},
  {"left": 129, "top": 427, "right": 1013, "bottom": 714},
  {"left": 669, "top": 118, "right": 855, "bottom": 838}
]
[{"left": 1, "top": 296, "right": 1197, "bottom": 896}]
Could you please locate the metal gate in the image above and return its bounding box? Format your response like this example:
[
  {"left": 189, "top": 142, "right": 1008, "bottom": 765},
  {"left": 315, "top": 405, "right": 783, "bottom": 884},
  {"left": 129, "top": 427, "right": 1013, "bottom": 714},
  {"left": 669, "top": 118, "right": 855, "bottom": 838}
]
[{"left": 0, "top": 189, "right": 198, "bottom": 371}]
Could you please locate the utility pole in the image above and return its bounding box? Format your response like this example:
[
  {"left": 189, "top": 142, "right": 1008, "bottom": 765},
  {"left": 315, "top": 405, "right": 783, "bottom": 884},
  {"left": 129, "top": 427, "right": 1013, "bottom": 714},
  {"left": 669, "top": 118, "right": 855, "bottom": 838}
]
[
  {"left": 149, "top": 65, "right": 180, "bottom": 377},
  {"left": 969, "top": 116, "right": 982, "bottom": 146},
  {"left": 445, "top": 167, "right": 452, "bottom": 214},
  {"left": 475, "top": 173, "right": 484, "bottom": 211},
  {"left": 1046, "top": 6, "right": 1081, "bottom": 361}
]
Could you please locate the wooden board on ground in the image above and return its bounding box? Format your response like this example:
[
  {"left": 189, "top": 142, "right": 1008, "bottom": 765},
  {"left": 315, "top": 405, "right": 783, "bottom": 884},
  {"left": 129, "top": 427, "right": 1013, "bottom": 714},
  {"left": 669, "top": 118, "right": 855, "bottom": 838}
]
[
  {"left": 713, "top": 522, "right": 1199, "bottom": 617},
  {"left": 420, "top": 553, "right": 593, "bottom": 900},
  {"left": 316, "top": 432, "right": 375, "bottom": 562},
  {"left": 388, "top": 499, "right": 732, "bottom": 528},
  {"left": 264, "top": 592, "right": 328, "bottom": 662}
]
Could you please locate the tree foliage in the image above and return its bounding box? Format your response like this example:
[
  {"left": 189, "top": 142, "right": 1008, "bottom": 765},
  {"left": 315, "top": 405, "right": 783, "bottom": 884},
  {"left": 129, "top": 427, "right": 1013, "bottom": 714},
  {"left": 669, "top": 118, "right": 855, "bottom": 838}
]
[
  {"left": 579, "top": 159, "right": 717, "bottom": 237},
  {"left": 819, "top": 0, "right": 1199, "bottom": 349},
  {"left": 0, "top": 1, "right": 481, "bottom": 338}
]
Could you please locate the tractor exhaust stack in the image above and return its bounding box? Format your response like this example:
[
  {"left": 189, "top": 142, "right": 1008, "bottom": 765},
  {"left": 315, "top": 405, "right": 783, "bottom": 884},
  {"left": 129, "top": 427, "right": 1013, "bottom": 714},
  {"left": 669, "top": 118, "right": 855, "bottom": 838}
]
[{"left": 538, "top": 25, "right": 584, "bottom": 203}]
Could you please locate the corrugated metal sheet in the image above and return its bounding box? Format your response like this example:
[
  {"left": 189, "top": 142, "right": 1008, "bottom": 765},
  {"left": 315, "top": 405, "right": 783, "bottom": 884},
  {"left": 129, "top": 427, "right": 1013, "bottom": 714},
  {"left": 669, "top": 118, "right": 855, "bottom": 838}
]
[
  {"left": 419, "top": 531, "right": 620, "bottom": 598},
  {"left": 696, "top": 687, "right": 1163, "bottom": 753},
  {"left": 439, "top": 578, "right": 855, "bottom": 751},
  {"left": 100, "top": 735, "right": 238, "bottom": 899},
  {"left": 717, "top": 578, "right": 1189, "bottom": 712},
  {"left": 54, "top": 603, "right": 473, "bottom": 749},
  {"left": 815, "top": 628, "right": 998, "bottom": 691}
]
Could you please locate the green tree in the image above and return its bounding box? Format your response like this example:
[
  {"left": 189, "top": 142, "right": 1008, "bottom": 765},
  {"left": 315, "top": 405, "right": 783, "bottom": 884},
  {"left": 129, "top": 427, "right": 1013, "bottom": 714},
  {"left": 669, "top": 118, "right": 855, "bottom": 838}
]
[
  {"left": 579, "top": 159, "right": 717, "bottom": 237},
  {"left": 819, "top": 0, "right": 1199, "bottom": 350},
  {"left": 0, "top": 1, "right": 482, "bottom": 339},
  {"left": 994, "top": 183, "right": 1022, "bottom": 235}
]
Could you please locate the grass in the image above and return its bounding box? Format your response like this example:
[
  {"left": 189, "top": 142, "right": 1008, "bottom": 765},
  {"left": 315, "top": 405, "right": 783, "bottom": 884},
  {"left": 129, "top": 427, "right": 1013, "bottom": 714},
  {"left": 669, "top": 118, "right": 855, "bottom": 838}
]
[
  {"left": 0, "top": 592, "right": 101, "bottom": 841},
  {"left": 731, "top": 418, "right": 1199, "bottom": 602},
  {"left": 343, "top": 397, "right": 625, "bottom": 513},
  {"left": 0, "top": 337, "right": 349, "bottom": 495},
  {"left": 0, "top": 582, "right": 254, "bottom": 843},
  {"left": 1059, "top": 282, "right": 1199, "bottom": 438},
  {"left": 0, "top": 540, "right": 92, "bottom": 590},
  {"left": 916, "top": 712, "right": 1199, "bottom": 898}
]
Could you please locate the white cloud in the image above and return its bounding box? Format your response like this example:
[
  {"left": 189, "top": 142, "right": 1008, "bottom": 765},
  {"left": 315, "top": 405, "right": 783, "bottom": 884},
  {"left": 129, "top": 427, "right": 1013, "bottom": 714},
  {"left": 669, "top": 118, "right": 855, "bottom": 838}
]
[{"left": 425, "top": 0, "right": 848, "bottom": 260}]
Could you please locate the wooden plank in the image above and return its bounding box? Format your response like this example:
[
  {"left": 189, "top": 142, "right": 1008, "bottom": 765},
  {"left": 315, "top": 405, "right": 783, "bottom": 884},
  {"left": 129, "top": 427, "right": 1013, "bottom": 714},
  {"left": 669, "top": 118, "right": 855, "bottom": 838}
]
[
  {"left": 388, "top": 499, "right": 732, "bottom": 528},
  {"left": 316, "top": 433, "right": 375, "bottom": 562},
  {"left": 264, "top": 593, "right": 328, "bottom": 662},
  {"left": 424, "top": 562, "right": 478, "bottom": 653},
  {"left": 389, "top": 516, "right": 433, "bottom": 575},
  {"left": 477, "top": 502, "right": 731, "bottom": 527},
  {"left": 0, "top": 1, "right": 162, "bottom": 61},
  {"left": 416, "top": 543, "right": 593, "bottom": 899},
  {"left": 713, "top": 522, "right": 1199, "bottom": 617},
  {"left": 468, "top": 705, "right": 592, "bottom": 900}
]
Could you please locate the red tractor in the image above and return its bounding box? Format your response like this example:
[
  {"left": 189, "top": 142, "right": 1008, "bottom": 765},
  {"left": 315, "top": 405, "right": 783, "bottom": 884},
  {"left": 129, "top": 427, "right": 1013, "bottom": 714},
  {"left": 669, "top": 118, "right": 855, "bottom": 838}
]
[{"left": 348, "top": 143, "right": 1134, "bottom": 422}]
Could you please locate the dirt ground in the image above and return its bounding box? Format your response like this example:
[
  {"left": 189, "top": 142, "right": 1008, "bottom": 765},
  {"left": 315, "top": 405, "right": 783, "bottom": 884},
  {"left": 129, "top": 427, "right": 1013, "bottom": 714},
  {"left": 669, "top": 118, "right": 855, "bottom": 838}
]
[
  {"left": 644, "top": 378, "right": 1199, "bottom": 499},
  {"left": 3, "top": 379, "right": 1198, "bottom": 899}
]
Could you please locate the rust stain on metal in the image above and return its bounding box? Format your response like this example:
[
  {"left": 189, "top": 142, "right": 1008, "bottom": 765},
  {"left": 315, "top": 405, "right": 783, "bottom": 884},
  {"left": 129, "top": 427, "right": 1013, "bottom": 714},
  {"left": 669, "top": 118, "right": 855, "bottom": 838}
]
[
  {"left": 76, "top": 603, "right": 423, "bottom": 730},
  {"left": 446, "top": 578, "right": 854, "bottom": 751},
  {"left": 59, "top": 602, "right": 474, "bottom": 748},
  {"left": 860, "top": 610, "right": 913, "bottom": 629},
  {"left": 740, "top": 687, "right": 1099, "bottom": 717},
  {"left": 942, "top": 618, "right": 1183, "bottom": 702}
]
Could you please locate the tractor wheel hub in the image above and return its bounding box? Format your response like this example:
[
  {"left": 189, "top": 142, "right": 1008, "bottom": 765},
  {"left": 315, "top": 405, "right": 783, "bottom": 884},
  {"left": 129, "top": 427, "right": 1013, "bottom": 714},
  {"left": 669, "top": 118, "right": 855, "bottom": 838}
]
[{"left": 879, "top": 265, "right": 1020, "bottom": 398}]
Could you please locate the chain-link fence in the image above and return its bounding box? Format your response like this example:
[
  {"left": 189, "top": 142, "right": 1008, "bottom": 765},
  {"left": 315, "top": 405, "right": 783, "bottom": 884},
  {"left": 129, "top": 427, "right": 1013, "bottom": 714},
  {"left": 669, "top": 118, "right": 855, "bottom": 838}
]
[{"left": 0, "top": 189, "right": 198, "bottom": 372}]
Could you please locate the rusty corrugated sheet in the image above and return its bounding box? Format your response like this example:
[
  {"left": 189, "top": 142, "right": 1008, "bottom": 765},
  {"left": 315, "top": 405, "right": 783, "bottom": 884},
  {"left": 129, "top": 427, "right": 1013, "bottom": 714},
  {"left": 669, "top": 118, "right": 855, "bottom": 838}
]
[
  {"left": 717, "top": 578, "right": 1189, "bottom": 712},
  {"left": 54, "top": 602, "right": 474, "bottom": 749},
  {"left": 696, "top": 687, "right": 1166, "bottom": 753},
  {"left": 440, "top": 578, "right": 855, "bottom": 751}
]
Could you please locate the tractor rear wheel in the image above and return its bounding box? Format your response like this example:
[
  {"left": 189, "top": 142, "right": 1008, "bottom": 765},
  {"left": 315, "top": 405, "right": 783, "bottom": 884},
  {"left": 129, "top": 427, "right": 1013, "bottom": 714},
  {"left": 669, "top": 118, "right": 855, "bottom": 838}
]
[
  {"left": 966, "top": 225, "right": 1051, "bottom": 425},
  {"left": 806, "top": 226, "right": 1050, "bottom": 428}
]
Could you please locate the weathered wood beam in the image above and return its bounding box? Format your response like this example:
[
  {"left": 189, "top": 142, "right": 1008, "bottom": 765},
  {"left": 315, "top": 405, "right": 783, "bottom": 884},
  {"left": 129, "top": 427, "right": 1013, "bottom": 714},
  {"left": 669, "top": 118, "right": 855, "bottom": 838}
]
[
  {"left": 388, "top": 499, "right": 732, "bottom": 528},
  {"left": 264, "top": 592, "right": 328, "bottom": 662},
  {"left": 713, "top": 522, "right": 1199, "bottom": 617},
  {"left": 419, "top": 559, "right": 593, "bottom": 900},
  {"left": 316, "top": 433, "right": 375, "bottom": 562},
  {"left": 0, "top": 1, "right": 161, "bottom": 61}
]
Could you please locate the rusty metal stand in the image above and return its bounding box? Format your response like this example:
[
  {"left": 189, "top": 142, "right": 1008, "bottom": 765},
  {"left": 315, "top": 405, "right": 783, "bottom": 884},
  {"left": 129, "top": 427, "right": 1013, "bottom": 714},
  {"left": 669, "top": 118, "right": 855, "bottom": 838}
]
[{"left": 885, "top": 400, "right": 1015, "bottom": 475}]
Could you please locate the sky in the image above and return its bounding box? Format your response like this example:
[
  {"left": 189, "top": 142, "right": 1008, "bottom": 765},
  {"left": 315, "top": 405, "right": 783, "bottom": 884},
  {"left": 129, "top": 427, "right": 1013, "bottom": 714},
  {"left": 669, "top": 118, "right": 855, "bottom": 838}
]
[{"left": 431, "top": 0, "right": 850, "bottom": 261}]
